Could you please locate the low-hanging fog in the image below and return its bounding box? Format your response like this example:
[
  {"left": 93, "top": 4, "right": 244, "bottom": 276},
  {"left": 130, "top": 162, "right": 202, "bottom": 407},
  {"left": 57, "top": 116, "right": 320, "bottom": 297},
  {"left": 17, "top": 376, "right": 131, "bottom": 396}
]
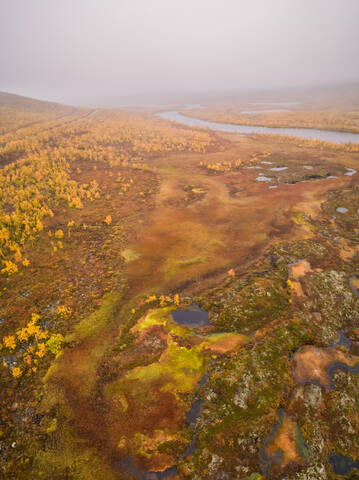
[{"left": 1, "top": 0, "right": 359, "bottom": 106}]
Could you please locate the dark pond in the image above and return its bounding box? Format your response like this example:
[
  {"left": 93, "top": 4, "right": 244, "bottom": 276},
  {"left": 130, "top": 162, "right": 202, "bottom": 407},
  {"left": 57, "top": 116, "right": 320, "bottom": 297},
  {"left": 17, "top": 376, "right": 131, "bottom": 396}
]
[
  {"left": 171, "top": 305, "right": 210, "bottom": 328},
  {"left": 157, "top": 110, "right": 359, "bottom": 144},
  {"left": 328, "top": 453, "right": 359, "bottom": 476},
  {"left": 116, "top": 457, "right": 178, "bottom": 480}
]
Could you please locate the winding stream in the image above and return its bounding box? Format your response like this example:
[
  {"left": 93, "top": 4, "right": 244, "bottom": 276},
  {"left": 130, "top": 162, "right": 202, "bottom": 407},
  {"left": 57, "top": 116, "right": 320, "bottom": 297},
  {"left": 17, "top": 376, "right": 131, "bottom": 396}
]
[{"left": 157, "top": 110, "right": 359, "bottom": 144}]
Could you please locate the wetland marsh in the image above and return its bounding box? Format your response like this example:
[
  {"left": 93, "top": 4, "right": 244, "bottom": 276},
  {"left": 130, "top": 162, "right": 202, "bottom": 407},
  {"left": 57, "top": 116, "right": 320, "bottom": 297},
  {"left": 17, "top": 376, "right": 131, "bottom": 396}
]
[
  {"left": 3, "top": 0, "right": 359, "bottom": 477},
  {"left": 1, "top": 93, "right": 359, "bottom": 480}
]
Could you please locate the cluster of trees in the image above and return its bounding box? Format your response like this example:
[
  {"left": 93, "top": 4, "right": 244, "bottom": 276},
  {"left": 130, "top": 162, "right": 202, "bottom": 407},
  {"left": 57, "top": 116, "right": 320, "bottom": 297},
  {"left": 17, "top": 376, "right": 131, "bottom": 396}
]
[
  {"left": 1, "top": 109, "right": 212, "bottom": 167},
  {"left": 1, "top": 312, "right": 64, "bottom": 378},
  {"left": 199, "top": 159, "right": 242, "bottom": 173},
  {"left": 0, "top": 149, "right": 100, "bottom": 275},
  {"left": 0, "top": 108, "right": 213, "bottom": 277},
  {"left": 55, "top": 110, "right": 213, "bottom": 157}
]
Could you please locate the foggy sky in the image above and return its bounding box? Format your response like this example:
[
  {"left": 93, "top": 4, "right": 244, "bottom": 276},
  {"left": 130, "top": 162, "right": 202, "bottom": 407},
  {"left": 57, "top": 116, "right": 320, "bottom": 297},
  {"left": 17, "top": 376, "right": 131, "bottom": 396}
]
[{"left": 1, "top": 0, "right": 359, "bottom": 106}]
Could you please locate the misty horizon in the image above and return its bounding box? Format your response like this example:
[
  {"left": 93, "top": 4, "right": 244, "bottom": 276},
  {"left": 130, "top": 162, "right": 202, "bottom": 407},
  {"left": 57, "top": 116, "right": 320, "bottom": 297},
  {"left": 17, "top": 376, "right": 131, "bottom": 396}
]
[
  {"left": 3, "top": 80, "right": 359, "bottom": 110},
  {"left": 1, "top": 0, "right": 359, "bottom": 107}
]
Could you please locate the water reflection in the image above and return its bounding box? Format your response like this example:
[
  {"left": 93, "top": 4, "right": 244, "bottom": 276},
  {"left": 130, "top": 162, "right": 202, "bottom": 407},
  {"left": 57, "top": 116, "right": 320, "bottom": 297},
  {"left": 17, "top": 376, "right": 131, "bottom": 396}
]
[{"left": 158, "top": 110, "right": 359, "bottom": 144}]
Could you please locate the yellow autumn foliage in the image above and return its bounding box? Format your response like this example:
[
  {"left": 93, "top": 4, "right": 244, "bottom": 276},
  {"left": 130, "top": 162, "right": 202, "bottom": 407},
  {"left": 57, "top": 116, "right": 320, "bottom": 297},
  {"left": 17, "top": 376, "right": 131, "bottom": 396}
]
[{"left": 3, "top": 335, "right": 16, "bottom": 350}]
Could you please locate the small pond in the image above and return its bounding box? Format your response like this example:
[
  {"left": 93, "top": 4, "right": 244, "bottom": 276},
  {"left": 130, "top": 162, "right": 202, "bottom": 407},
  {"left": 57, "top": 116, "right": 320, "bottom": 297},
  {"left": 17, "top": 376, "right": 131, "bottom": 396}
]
[
  {"left": 270, "top": 166, "right": 288, "bottom": 172},
  {"left": 171, "top": 305, "right": 210, "bottom": 328},
  {"left": 256, "top": 175, "right": 272, "bottom": 182},
  {"left": 328, "top": 453, "right": 359, "bottom": 476}
]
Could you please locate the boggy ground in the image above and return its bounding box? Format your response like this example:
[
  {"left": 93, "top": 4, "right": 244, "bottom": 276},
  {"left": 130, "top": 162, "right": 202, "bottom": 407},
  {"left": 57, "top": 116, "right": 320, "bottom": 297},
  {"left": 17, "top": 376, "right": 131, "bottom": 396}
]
[
  {"left": 1, "top": 103, "right": 359, "bottom": 480},
  {"left": 123, "top": 135, "right": 358, "bottom": 297}
]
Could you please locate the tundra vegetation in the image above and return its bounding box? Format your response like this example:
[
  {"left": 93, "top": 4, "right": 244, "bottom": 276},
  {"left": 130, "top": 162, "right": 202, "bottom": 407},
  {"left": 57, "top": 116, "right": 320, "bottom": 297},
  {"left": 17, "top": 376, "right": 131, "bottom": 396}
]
[{"left": 1, "top": 92, "right": 359, "bottom": 480}]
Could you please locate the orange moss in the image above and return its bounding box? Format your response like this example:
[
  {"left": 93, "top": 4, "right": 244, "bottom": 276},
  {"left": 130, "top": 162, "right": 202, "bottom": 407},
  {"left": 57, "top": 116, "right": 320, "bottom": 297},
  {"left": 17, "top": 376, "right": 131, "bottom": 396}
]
[
  {"left": 265, "top": 415, "right": 303, "bottom": 469},
  {"left": 292, "top": 345, "right": 359, "bottom": 389}
]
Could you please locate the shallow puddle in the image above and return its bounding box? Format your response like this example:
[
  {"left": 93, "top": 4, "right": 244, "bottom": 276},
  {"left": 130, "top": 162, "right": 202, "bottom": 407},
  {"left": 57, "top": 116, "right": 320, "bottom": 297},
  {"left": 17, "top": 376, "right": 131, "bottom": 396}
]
[
  {"left": 256, "top": 175, "right": 272, "bottom": 182},
  {"left": 336, "top": 207, "right": 348, "bottom": 213},
  {"left": 270, "top": 166, "right": 288, "bottom": 172}
]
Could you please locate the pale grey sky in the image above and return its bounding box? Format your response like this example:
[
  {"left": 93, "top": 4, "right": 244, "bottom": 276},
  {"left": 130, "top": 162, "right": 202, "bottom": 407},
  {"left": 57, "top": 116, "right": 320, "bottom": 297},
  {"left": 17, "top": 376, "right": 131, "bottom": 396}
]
[{"left": 1, "top": 0, "right": 359, "bottom": 105}]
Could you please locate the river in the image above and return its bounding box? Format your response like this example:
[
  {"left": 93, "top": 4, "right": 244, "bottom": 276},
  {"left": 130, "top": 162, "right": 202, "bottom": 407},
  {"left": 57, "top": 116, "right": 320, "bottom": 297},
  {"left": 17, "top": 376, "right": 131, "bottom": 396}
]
[{"left": 157, "top": 110, "right": 359, "bottom": 144}]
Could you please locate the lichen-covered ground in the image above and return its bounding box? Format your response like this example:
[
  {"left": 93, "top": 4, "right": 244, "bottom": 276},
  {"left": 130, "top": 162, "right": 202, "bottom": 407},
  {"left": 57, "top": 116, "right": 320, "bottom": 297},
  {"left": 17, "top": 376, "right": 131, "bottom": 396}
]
[{"left": 1, "top": 94, "right": 359, "bottom": 479}]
